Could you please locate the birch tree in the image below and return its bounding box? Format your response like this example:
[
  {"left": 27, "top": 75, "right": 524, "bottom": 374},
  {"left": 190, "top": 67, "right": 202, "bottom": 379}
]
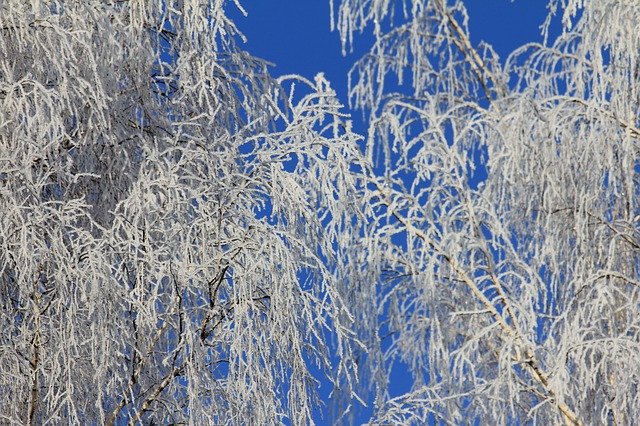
[
  {"left": 333, "top": 0, "right": 640, "bottom": 423},
  {"left": 0, "top": 1, "right": 363, "bottom": 424}
]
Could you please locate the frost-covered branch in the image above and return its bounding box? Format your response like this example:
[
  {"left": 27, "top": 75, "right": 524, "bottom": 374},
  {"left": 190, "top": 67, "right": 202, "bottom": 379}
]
[
  {"left": 0, "top": 1, "right": 365, "bottom": 424},
  {"left": 333, "top": 0, "right": 640, "bottom": 423}
]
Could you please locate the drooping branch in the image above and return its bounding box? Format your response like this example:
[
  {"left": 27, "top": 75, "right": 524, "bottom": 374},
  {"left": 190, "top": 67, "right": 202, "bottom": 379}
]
[{"left": 374, "top": 183, "right": 582, "bottom": 425}]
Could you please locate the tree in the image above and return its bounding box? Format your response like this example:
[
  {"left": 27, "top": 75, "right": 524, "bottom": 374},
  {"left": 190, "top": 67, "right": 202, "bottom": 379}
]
[
  {"left": 333, "top": 0, "right": 640, "bottom": 423},
  {"left": 2, "top": 0, "right": 639, "bottom": 425},
  {"left": 0, "top": 2, "right": 363, "bottom": 424}
]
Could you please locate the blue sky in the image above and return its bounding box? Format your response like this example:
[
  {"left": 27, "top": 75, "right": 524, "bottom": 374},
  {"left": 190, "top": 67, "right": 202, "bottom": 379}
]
[
  {"left": 229, "top": 1, "right": 554, "bottom": 422},
  {"left": 232, "top": 1, "right": 550, "bottom": 100}
]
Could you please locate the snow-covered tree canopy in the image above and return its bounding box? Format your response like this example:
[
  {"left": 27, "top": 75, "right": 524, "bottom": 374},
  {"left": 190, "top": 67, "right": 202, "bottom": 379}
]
[
  {"left": 335, "top": 0, "right": 640, "bottom": 423},
  {"left": 0, "top": 1, "right": 363, "bottom": 424},
  {"left": 1, "top": 0, "right": 639, "bottom": 424}
]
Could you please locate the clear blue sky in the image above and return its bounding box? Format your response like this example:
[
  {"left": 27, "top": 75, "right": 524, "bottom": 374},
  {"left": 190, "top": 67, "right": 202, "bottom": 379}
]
[
  {"left": 229, "top": 1, "right": 552, "bottom": 422},
  {"left": 231, "top": 1, "right": 550, "bottom": 100}
]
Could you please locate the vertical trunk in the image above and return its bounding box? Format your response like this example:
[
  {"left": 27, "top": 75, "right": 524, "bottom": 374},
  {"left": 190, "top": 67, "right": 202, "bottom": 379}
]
[{"left": 27, "top": 288, "right": 42, "bottom": 426}]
